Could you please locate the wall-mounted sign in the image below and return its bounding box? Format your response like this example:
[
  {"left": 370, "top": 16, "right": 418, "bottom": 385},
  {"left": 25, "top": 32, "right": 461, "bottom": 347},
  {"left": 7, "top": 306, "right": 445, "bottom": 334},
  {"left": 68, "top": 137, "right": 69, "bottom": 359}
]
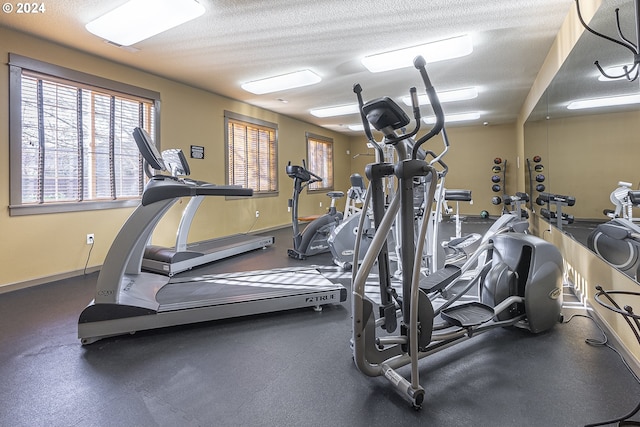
[{"left": 190, "top": 145, "right": 204, "bottom": 159}]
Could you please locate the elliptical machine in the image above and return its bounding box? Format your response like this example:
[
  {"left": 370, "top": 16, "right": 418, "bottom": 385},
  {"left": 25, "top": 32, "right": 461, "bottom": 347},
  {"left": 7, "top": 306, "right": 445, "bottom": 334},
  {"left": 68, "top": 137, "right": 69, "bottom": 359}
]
[
  {"left": 588, "top": 183, "right": 640, "bottom": 279},
  {"left": 286, "top": 160, "right": 344, "bottom": 259},
  {"left": 328, "top": 173, "right": 375, "bottom": 270},
  {"left": 350, "top": 56, "right": 564, "bottom": 409}
]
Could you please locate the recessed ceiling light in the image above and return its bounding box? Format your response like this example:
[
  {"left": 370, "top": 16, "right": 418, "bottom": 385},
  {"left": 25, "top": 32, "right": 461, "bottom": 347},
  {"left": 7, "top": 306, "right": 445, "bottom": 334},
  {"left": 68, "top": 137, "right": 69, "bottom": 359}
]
[
  {"left": 310, "top": 104, "right": 360, "bottom": 118},
  {"left": 241, "top": 70, "right": 321, "bottom": 95},
  {"left": 567, "top": 94, "right": 640, "bottom": 109},
  {"left": 348, "top": 124, "right": 365, "bottom": 132},
  {"left": 423, "top": 112, "right": 480, "bottom": 124},
  {"left": 362, "top": 34, "right": 473, "bottom": 73},
  {"left": 401, "top": 87, "right": 478, "bottom": 106},
  {"left": 86, "top": 0, "right": 205, "bottom": 46}
]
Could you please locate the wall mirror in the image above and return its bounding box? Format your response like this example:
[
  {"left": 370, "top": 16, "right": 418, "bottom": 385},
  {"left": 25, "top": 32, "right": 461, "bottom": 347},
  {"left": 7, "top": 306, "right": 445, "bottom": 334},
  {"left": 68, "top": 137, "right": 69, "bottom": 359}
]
[{"left": 524, "top": 0, "right": 640, "bottom": 279}]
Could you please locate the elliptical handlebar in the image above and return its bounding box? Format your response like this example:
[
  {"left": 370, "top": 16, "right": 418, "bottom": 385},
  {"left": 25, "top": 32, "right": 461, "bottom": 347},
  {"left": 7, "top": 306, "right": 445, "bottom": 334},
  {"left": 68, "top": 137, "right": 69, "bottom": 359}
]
[
  {"left": 353, "top": 55, "right": 445, "bottom": 161},
  {"left": 353, "top": 83, "right": 384, "bottom": 161},
  {"left": 412, "top": 55, "right": 445, "bottom": 159},
  {"left": 423, "top": 149, "right": 448, "bottom": 178}
]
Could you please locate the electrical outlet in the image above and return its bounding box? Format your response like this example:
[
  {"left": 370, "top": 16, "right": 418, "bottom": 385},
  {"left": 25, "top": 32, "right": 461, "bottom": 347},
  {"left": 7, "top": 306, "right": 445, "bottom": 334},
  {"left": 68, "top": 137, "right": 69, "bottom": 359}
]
[
  {"left": 86, "top": 234, "right": 94, "bottom": 245},
  {"left": 255, "top": 210, "right": 260, "bottom": 218},
  {"left": 319, "top": 202, "right": 323, "bottom": 208}
]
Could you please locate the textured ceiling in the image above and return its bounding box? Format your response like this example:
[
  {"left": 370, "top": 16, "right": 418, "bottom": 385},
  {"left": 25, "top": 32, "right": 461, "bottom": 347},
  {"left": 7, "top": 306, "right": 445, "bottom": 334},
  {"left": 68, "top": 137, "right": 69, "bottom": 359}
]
[{"left": 0, "top": 0, "right": 632, "bottom": 134}]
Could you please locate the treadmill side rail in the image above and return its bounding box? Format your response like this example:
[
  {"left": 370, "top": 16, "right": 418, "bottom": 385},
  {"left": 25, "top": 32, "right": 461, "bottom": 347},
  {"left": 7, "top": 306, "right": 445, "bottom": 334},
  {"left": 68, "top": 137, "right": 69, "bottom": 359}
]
[{"left": 79, "top": 268, "right": 346, "bottom": 345}]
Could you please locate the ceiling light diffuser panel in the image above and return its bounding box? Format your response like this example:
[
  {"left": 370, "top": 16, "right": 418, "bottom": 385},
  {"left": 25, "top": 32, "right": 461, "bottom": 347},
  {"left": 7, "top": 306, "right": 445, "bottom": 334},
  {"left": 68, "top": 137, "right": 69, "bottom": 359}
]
[
  {"left": 310, "top": 104, "right": 360, "bottom": 118},
  {"left": 362, "top": 35, "right": 473, "bottom": 73},
  {"left": 401, "top": 87, "right": 478, "bottom": 106},
  {"left": 86, "top": 0, "right": 205, "bottom": 46},
  {"left": 241, "top": 70, "right": 322, "bottom": 95},
  {"left": 567, "top": 94, "right": 640, "bottom": 110},
  {"left": 423, "top": 112, "right": 480, "bottom": 124}
]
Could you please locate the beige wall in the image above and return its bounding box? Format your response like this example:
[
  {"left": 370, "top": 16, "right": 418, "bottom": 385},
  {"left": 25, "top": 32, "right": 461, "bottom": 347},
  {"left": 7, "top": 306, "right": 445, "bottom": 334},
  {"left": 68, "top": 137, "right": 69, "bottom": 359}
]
[{"left": 0, "top": 27, "right": 352, "bottom": 290}]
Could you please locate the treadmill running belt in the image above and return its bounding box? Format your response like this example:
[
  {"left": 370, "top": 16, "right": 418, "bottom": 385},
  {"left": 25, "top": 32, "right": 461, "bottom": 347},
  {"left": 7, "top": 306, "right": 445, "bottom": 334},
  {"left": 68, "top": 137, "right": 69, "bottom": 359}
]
[{"left": 157, "top": 267, "right": 338, "bottom": 311}]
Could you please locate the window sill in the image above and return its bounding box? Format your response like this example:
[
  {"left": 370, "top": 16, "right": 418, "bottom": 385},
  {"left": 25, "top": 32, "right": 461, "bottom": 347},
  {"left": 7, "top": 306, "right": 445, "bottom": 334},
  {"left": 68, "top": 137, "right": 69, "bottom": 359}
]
[{"left": 9, "top": 199, "right": 140, "bottom": 216}]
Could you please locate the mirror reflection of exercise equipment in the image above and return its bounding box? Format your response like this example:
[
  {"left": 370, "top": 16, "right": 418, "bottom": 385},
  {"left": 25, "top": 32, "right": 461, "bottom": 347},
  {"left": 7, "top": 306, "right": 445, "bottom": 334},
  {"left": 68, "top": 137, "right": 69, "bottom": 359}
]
[
  {"left": 490, "top": 157, "right": 506, "bottom": 210},
  {"left": 588, "top": 183, "right": 640, "bottom": 280},
  {"left": 536, "top": 192, "right": 576, "bottom": 232},
  {"left": 526, "top": 155, "right": 545, "bottom": 211}
]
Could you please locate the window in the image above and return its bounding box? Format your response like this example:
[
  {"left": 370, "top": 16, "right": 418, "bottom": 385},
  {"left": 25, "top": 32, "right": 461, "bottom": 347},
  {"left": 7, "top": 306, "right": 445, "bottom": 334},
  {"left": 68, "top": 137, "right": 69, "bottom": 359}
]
[
  {"left": 306, "top": 133, "right": 334, "bottom": 192},
  {"left": 9, "top": 54, "right": 160, "bottom": 215},
  {"left": 225, "top": 111, "right": 278, "bottom": 195}
]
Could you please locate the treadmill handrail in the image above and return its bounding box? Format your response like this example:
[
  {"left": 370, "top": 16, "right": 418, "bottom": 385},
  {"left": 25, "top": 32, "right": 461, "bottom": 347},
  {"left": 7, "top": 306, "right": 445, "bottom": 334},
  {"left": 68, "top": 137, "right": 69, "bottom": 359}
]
[
  {"left": 142, "top": 177, "right": 252, "bottom": 206},
  {"left": 93, "top": 177, "right": 251, "bottom": 306}
]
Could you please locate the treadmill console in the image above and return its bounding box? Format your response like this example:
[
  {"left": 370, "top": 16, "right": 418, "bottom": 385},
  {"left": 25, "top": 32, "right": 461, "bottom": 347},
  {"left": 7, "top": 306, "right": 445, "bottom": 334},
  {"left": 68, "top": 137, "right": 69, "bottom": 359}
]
[
  {"left": 133, "top": 127, "right": 166, "bottom": 172},
  {"left": 162, "top": 148, "right": 191, "bottom": 177}
]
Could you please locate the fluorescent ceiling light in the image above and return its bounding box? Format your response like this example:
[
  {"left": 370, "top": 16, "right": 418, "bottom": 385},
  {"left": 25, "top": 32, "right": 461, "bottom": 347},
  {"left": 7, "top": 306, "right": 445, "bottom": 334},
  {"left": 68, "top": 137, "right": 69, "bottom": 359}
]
[
  {"left": 362, "top": 34, "right": 473, "bottom": 73},
  {"left": 401, "top": 87, "right": 478, "bottom": 106},
  {"left": 241, "top": 70, "right": 321, "bottom": 95},
  {"left": 86, "top": 0, "right": 205, "bottom": 46},
  {"left": 310, "top": 104, "right": 360, "bottom": 118},
  {"left": 349, "top": 111, "right": 481, "bottom": 130},
  {"left": 567, "top": 94, "right": 640, "bottom": 110},
  {"left": 423, "top": 112, "right": 480, "bottom": 124}
]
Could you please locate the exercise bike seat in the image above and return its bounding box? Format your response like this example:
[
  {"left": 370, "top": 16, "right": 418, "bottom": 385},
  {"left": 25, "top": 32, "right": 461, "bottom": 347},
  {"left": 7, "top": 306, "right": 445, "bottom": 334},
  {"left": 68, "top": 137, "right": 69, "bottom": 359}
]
[{"left": 327, "top": 191, "right": 345, "bottom": 199}]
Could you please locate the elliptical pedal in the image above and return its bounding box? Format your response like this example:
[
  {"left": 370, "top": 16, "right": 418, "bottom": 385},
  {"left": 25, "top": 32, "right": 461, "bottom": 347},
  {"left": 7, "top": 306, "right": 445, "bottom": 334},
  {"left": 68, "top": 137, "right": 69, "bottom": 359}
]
[
  {"left": 419, "top": 264, "right": 461, "bottom": 293},
  {"left": 441, "top": 302, "right": 494, "bottom": 328}
]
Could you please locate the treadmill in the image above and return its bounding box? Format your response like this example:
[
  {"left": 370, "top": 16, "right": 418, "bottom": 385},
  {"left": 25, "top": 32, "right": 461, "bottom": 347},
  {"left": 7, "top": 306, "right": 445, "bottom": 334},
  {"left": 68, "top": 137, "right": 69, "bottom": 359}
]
[
  {"left": 142, "top": 148, "right": 274, "bottom": 276},
  {"left": 78, "top": 128, "right": 347, "bottom": 345}
]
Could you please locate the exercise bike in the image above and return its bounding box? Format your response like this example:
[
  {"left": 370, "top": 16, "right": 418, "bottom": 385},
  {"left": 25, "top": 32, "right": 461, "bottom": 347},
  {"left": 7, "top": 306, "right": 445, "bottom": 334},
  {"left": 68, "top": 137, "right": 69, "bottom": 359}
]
[
  {"left": 350, "top": 56, "right": 564, "bottom": 409},
  {"left": 286, "top": 160, "right": 344, "bottom": 260}
]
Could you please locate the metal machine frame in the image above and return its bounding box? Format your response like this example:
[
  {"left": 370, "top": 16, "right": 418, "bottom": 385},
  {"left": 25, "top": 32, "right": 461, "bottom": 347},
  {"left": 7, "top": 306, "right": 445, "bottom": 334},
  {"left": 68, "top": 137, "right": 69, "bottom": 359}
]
[
  {"left": 78, "top": 128, "right": 346, "bottom": 345},
  {"left": 141, "top": 148, "right": 274, "bottom": 276}
]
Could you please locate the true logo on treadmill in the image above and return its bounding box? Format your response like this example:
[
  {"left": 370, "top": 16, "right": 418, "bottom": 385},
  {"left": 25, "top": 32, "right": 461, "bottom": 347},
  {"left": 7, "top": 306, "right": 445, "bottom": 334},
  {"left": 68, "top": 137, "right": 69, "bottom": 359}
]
[{"left": 305, "top": 294, "right": 335, "bottom": 303}]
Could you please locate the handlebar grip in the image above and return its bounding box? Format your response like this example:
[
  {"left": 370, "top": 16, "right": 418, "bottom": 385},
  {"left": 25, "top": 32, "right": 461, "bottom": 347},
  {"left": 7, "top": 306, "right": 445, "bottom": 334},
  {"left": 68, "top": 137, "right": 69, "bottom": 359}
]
[
  {"left": 412, "top": 55, "right": 445, "bottom": 158},
  {"left": 409, "top": 87, "right": 420, "bottom": 120},
  {"left": 353, "top": 83, "right": 380, "bottom": 156},
  {"left": 309, "top": 172, "right": 323, "bottom": 182}
]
